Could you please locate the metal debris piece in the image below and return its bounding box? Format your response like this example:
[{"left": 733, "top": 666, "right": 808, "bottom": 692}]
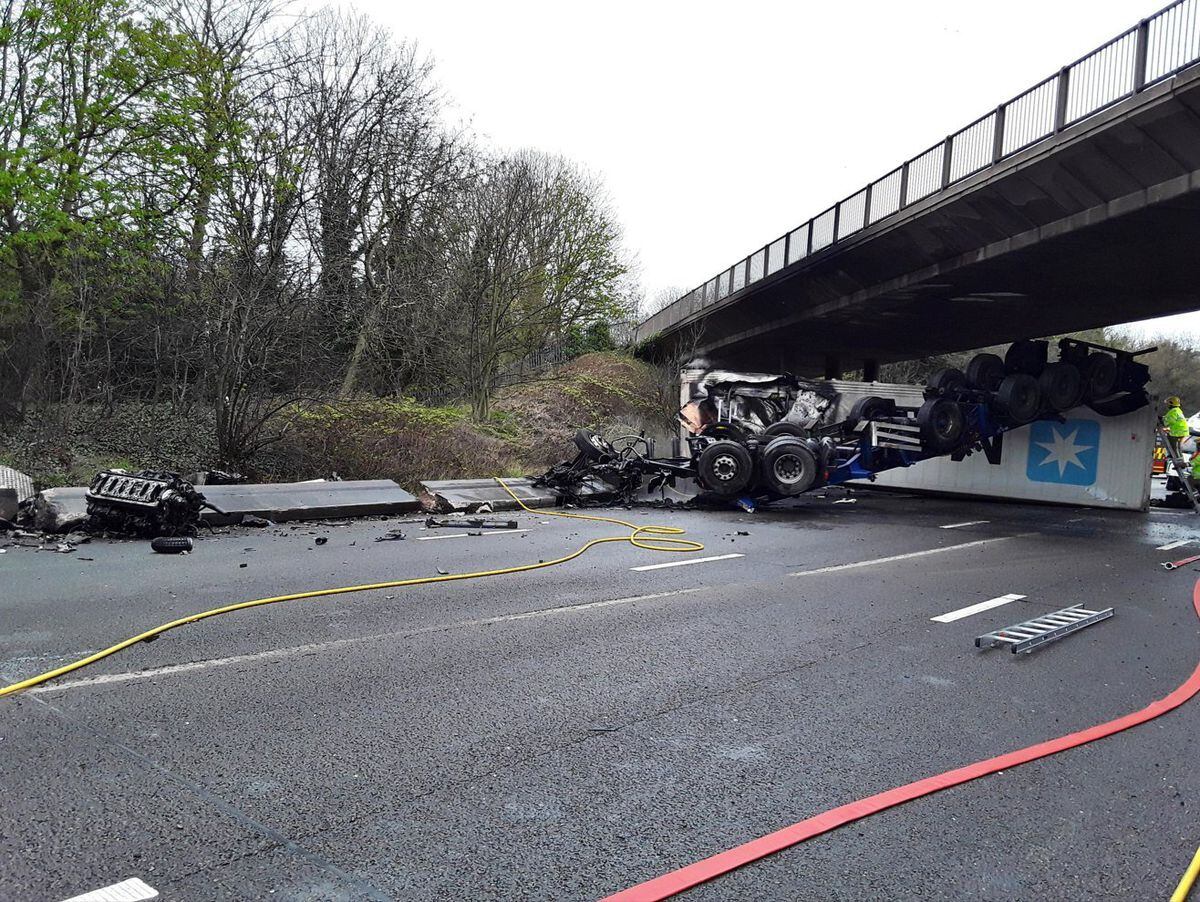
[
  {"left": 375, "top": 529, "right": 406, "bottom": 542},
  {"left": 425, "top": 516, "right": 519, "bottom": 530}
]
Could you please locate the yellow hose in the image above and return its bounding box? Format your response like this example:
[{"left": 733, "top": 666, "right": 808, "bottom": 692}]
[
  {"left": 0, "top": 478, "right": 702, "bottom": 699},
  {"left": 1173, "top": 846, "right": 1200, "bottom": 902}
]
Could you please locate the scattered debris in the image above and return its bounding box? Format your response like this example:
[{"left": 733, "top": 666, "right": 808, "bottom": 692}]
[
  {"left": 240, "top": 514, "right": 273, "bottom": 528},
  {"left": 375, "top": 529, "right": 406, "bottom": 542},
  {"left": 31, "top": 488, "right": 90, "bottom": 534},
  {"left": 436, "top": 567, "right": 449, "bottom": 575},
  {"left": 150, "top": 536, "right": 193, "bottom": 554},
  {"left": 833, "top": 498, "right": 858, "bottom": 504},
  {"left": 425, "top": 516, "right": 519, "bottom": 530},
  {"left": 314, "top": 536, "right": 328, "bottom": 546}
]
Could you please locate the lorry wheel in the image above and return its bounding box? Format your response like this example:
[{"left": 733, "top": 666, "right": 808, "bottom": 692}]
[
  {"left": 151, "top": 536, "right": 193, "bottom": 554},
  {"left": 917, "top": 398, "right": 965, "bottom": 453},
  {"left": 574, "top": 429, "right": 614, "bottom": 462},
  {"left": 848, "top": 395, "right": 894, "bottom": 427},
  {"left": 1005, "top": 340, "right": 1047, "bottom": 376},
  {"left": 760, "top": 437, "right": 817, "bottom": 496},
  {"left": 697, "top": 440, "right": 754, "bottom": 496},
  {"left": 927, "top": 367, "right": 967, "bottom": 394},
  {"left": 996, "top": 373, "right": 1042, "bottom": 424},
  {"left": 1082, "top": 352, "right": 1118, "bottom": 400},
  {"left": 763, "top": 422, "right": 807, "bottom": 439},
  {"left": 965, "top": 353, "right": 1005, "bottom": 391},
  {"left": 1039, "top": 361, "right": 1084, "bottom": 412}
]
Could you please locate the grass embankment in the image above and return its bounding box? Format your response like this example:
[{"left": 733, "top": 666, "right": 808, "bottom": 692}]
[{"left": 1, "top": 353, "right": 674, "bottom": 491}]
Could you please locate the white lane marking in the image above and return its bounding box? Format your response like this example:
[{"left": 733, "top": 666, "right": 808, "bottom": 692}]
[
  {"left": 931, "top": 593, "right": 1026, "bottom": 623},
  {"left": 789, "top": 536, "right": 1015, "bottom": 578},
  {"left": 940, "top": 520, "right": 990, "bottom": 529},
  {"left": 31, "top": 589, "right": 707, "bottom": 694},
  {"left": 1156, "top": 539, "right": 1192, "bottom": 551},
  {"left": 60, "top": 877, "right": 159, "bottom": 902},
  {"left": 416, "top": 529, "right": 530, "bottom": 541},
  {"left": 630, "top": 553, "right": 744, "bottom": 572}
]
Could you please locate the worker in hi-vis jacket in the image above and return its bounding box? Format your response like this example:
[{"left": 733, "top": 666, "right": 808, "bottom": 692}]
[{"left": 1164, "top": 395, "right": 1191, "bottom": 464}]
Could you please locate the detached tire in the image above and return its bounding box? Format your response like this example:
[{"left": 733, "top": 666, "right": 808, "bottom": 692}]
[
  {"left": 996, "top": 373, "right": 1042, "bottom": 424},
  {"left": 1082, "top": 352, "right": 1119, "bottom": 400},
  {"left": 574, "top": 429, "right": 613, "bottom": 462},
  {"left": 1039, "top": 362, "right": 1084, "bottom": 412},
  {"left": 917, "top": 398, "right": 965, "bottom": 453},
  {"left": 759, "top": 437, "right": 817, "bottom": 496},
  {"left": 965, "top": 353, "right": 1005, "bottom": 391},
  {"left": 151, "top": 536, "right": 192, "bottom": 554},
  {"left": 697, "top": 440, "right": 754, "bottom": 497}
]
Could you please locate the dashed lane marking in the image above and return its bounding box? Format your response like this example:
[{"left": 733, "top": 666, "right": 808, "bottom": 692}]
[
  {"left": 788, "top": 536, "right": 1016, "bottom": 578},
  {"left": 59, "top": 877, "right": 159, "bottom": 902},
  {"left": 30, "top": 589, "right": 708, "bottom": 693},
  {"left": 631, "top": 553, "right": 744, "bottom": 572},
  {"left": 931, "top": 593, "right": 1026, "bottom": 623},
  {"left": 940, "top": 520, "right": 990, "bottom": 529},
  {"left": 1157, "top": 539, "right": 1193, "bottom": 551}
]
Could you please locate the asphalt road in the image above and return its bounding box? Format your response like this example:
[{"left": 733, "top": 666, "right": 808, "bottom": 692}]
[{"left": 2, "top": 490, "right": 1199, "bottom": 901}]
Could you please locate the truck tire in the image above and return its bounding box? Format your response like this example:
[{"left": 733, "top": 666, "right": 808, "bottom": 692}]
[
  {"left": 760, "top": 437, "right": 818, "bottom": 496},
  {"left": 917, "top": 398, "right": 965, "bottom": 453},
  {"left": 1004, "top": 339, "right": 1048, "bottom": 377},
  {"left": 1039, "top": 362, "right": 1084, "bottom": 412},
  {"left": 927, "top": 367, "right": 967, "bottom": 394},
  {"left": 151, "top": 536, "right": 193, "bottom": 554},
  {"left": 763, "top": 422, "right": 807, "bottom": 439},
  {"left": 574, "top": 429, "right": 614, "bottom": 462},
  {"left": 848, "top": 395, "right": 894, "bottom": 427},
  {"left": 965, "top": 353, "right": 1005, "bottom": 391},
  {"left": 697, "top": 440, "right": 754, "bottom": 496},
  {"left": 996, "top": 373, "right": 1042, "bottom": 424},
  {"left": 1082, "top": 352, "right": 1118, "bottom": 400}
]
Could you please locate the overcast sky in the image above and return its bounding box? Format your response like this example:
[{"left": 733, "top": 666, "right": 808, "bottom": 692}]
[{"left": 351, "top": 0, "right": 1194, "bottom": 340}]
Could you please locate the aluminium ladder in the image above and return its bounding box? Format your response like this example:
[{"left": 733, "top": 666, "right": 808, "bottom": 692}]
[
  {"left": 975, "top": 604, "right": 1114, "bottom": 655},
  {"left": 1159, "top": 426, "right": 1200, "bottom": 514}
]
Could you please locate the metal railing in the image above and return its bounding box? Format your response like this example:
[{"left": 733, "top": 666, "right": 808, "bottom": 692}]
[{"left": 649, "top": 0, "right": 1200, "bottom": 333}]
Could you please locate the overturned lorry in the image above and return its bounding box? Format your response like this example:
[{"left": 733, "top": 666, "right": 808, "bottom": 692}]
[{"left": 541, "top": 338, "right": 1152, "bottom": 503}]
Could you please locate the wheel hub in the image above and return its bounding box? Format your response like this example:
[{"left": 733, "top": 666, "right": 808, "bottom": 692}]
[
  {"left": 774, "top": 454, "right": 803, "bottom": 484},
  {"left": 712, "top": 454, "right": 738, "bottom": 481}
]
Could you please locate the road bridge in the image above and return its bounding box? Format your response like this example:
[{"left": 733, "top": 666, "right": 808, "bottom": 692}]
[{"left": 639, "top": 0, "right": 1200, "bottom": 377}]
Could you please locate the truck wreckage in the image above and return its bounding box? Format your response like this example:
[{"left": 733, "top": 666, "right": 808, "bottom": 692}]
[{"left": 537, "top": 338, "right": 1153, "bottom": 505}]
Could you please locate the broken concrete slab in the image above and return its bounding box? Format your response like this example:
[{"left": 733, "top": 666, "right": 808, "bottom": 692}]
[
  {"left": 419, "top": 476, "right": 611, "bottom": 513},
  {"left": 199, "top": 479, "right": 418, "bottom": 525},
  {"left": 31, "top": 488, "right": 90, "bottom": 533},
  {"left": 27, "top": 479, "right": 419, "bottom": 532},
  {"left": 0, "top": 464, "right": 35, "bottom": 504}
]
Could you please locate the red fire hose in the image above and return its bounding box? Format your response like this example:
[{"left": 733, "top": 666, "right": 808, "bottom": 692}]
[{"left": 605, "top": 580, "right": 1200, "bottom": 901}]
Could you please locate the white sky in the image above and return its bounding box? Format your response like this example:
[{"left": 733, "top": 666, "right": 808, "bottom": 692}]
[{"left": 350, "top": 0, "right": 1199, "bottom": 339}]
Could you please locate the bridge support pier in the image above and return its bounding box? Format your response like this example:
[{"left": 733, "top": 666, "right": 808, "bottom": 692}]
[
  {"left": 823, "top": 356, "right": 842, "bottom": 380},
  {"left": 863, "top": 359, "right": 879, "bottom": 382}
]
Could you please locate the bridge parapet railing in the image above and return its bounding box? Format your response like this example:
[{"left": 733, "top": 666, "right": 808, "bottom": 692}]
[{"left": 647, "top": 0, "right": 1200, "bottom": 335}]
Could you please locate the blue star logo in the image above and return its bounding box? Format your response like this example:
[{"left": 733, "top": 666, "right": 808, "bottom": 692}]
[{"left": 1026, "top": 420, "right": 1099, "bottom": 486}]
